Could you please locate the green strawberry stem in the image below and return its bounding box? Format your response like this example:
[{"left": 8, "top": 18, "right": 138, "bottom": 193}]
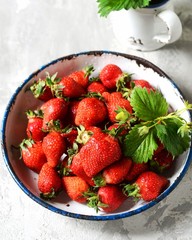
[
  {"left": 116, "top": 72, "right": 131, "bottom": 92},
  {"left": 138, "top": 104, "right": 192, "bottom": 136},
  {"left": 45, "top": 72, "right": 61, "bottom": 87},
  {"left": 83, "top": 64, "right": 95, "bottom": 77},
  {"left": 122, "top": 183, "right": 141, "bottom": 199},
  {"left": 40, "top": 188, "right": 59, "bottom": 200},
  {"left": 83, "top": 191, "right": 108, "bottom": 213},
  {"left": 26, "top": 109, "right": 44, "bottom": 118},
  {"left": 81, "top": 92, "right": 104, "bottom": 101},
  {"left": 92, "top": 174, "right": 106, "bottom": 187},
  {"left": 76, "top": 125, "right": 93, "bottom": 144},
  {"left": 20, "top": 138, "right": 34, "bottom": 150},
  {"left": 115, "top": 107, "right": 137, "bottom": 127},
  {"left": 67, "top": 142, "right": 79, "bottom": 166},
  {"left": 103, "top": 124, "right": 125, "bottom": 138},
  {"left": 30, "top": 79, "right": 46, "bottom": 98}
]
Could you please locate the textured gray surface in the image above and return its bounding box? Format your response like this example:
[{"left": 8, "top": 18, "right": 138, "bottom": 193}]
[{"left": 0, "top": 0, "right": 192, "bottom": 239}]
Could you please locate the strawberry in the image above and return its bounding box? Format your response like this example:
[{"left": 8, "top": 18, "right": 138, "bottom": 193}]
[
  {"left": 131, "top": 79, "right": 154, "bottom": 91},
  {"left": 86, "top": 185, "right": 127, "bottom": 213},
  {"left": 61, "top": 128, "right": 78, "bottom": 146},
  {"left": 75, "top": 97, "right": 107, "bottom": 128},
  {"left": 20, "top": 139, "right": 47, "bottom": 173},
  {"left": 42, "top": 131, "right": 66, "bottom": 168},
  {"left": 75, "top": 125, "right": 105, "bottom": 145},
  {"left": 87, "top": 82, "right": 107, "bottom": 94},
  {"left": 151, "top": 148, "right": 174, "bottom": 172},
  {"left": 70, "top": 153, "right": 95, "bottom": 186},
  {"left": 107, "top": 123, "right": 128, "bottom": 136},
  {"left": 123, "top": 171, "right": 169, "bottom": 201},
  {"left": 38, "top": 163, "right": 62, "bottom": 199},
  {"left": 86, "top": 126, "right": 104, "bottom": 137},
  {"left": 99, "top": 64, "right": 123, "bottom": 89},
  {"left": 102, "top": 92, "right": 132, "bottom": 123},
  {"left": 102, "top": 157, "right": 132, "bottom": 185},
  {"left": 30, "top": 72, "right": 59, "bottom": 101},
  {"left": 69, "top": 65, "right": 94, "bottom": 88},
  {"left": 40, "top": 98, "right": 68, "bottom": 130},
  {"left": 68, "top": 100, "right": 80, "bottom": 125},
  {"left": 62, "top": 176, "right": 89, "bottom": 203},
  {"left": 26, "top": 110, "right": 46, "bottom": 142},
  {"left": 30, "top": 79, "right": 53, "bottom": 102},
  {"left": 58, "top": 76, "right": 86, "bottom": 98},
  {"left": 125, "top": 162, "right": 149, "bottom": 182},
  {"left": 98, "top": 185, "right": 127, "bottom": 212},
  {"left": 154, "top": 142, "right": 165, "bottom": 155},
  {"left": 79, "top": 132, "right": 122, "bottom": 177}
]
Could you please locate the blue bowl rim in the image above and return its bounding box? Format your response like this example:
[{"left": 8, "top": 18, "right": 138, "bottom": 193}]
[{"left": 1, "top": 50, "right": 192, "bottom": 221}]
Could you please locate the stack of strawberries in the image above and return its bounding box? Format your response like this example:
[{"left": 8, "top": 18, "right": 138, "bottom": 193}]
[{"left": 20, "top": 64, "right": 171, "bottom": 213}]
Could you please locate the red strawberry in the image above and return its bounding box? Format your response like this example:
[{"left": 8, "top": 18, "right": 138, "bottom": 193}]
[
  {"left": 99, "top": 64, "right": 123, "bottom": 89},
  {"left": 123, "top": 171, "right": 169, "bottom": 201},
  {"left": 40, "top": 98, "right": 68, "bottom": 130},
  {"left": 108, "top": 123, "right": 128, "bottom": 136},
  {"left": 75, "top": 97, "right": 107, "bottom": 128},
  {"left": 30, "top": 72, "right": 59, "bottom": 101},
  {"left": 102, "top": 157, "right": 132, "bottom": 185},
  {"left": 68, "top": 100, "right": 80, "bottom": 125},
  {"left": 85, "top": 126, "right": 105, "bottom": 139},
  {"left": 59, "top": 76, "right": 86, "bottom": 98},
  {"left": 30, "top": 79, "right": 53, "bottom": 102},
  {"left": 61, "top": 129, "right": 78, "bottom": 146},
  {"left": 125, "top": 162, "right": 149, "bottom": 182},
  {"left": 79, "top": 132, "right": 122, "bottom": 177},
  {"left": 98, "top": 185, "right": 127, "bottom": 212},
  {"left": 20, "top": 139, "right": 47, "bottom": 173},
  {"left": 62, "top": 176, "right": 89, "bottom": 203},
  {"left": 75, "top": 125, "right": 105, "bottom": 145},
  {"left": 38, "top": 163, "right": 62, "bottom": 199},
  {"left": 131, "top": 80, "right": 154, "bottom": 91},
  {"left": 102, "top": 92, "right": 132, "bottom": 123},
  {"left": 69, "top": 65, "right": 94, "bottom": 88},
  {"left": 70, "top": 153, "right": 95, "bottom": 186},
  {"left": 151, "top": 148, "right": 174, "bottom": 172},
  {"left": 26, "top": 110, "right": 46, "bottom": 142},
  {"left": 154, "top": 142, "right": 165, "bottom": 155},
  {"left": 86, "top": 185, "right": 127, "bottom": 213},
  {"left": 87, "top": 82, "right": 107, "bottom": 94},
  {"left": 42, "top": 131, "right": 66, "bottom": 168}
]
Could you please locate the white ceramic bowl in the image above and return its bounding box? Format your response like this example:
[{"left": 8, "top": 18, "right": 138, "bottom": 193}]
[{"left": 2, "top": 51, "right": 192, "bottom": 221}]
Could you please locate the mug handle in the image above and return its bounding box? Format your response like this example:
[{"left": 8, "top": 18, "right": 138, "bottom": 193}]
[{"left": 153, "top": 10, "right": 182, "bottom": 44}]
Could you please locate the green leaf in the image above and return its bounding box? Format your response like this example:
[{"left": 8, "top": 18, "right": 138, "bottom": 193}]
[
  {"left": 97, "top": 0, "right": 150, "bottom": 17},
  {"left": 156, "top": 118, "right": 191, "bottom": 156},
  {"left": 123, "top": 124, "right": 158, "bottom": 163},
  {"left": 130, "top": 87, "right": 169, "bottom": 121}
]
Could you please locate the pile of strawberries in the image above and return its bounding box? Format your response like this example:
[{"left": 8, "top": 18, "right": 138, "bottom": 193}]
[{"left": 20, "top": 64, "right": 171, "bottom": 213}]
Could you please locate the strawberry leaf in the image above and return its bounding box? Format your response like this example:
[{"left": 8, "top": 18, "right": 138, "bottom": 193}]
[
  {"left": 97, "top": 0, "right": 150, "bottom": 17},
  {"left": 123, "top": 124, "right": 158, "bottom": 163},
  {"left": 130, "top": 87, "right": 169, "bottom": 121},
  {"left": 155, "top": 118, "right": 191, "bottom": 156}
]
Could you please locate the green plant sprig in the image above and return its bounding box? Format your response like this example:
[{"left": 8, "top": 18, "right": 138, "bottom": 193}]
[
  {"left": 123, "top": 87, "right": 192, "bottom": 163},
  {"left": 97, "top": 0, "right": 151, "bottom": 17}
]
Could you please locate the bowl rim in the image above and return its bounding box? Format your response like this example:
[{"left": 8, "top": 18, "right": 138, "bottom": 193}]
[{"left": 1, "top": 50, "right": 192, "bottom": 221}]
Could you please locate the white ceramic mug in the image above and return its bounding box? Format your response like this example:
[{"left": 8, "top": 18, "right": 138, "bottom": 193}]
[{"left": 109, "top": 0, "right": 182, "bottom": 51}]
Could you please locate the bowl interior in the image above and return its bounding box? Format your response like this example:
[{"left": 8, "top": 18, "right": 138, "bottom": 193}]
[{"left": 2, "top": 51, "right": 192, "bottom": 220}]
